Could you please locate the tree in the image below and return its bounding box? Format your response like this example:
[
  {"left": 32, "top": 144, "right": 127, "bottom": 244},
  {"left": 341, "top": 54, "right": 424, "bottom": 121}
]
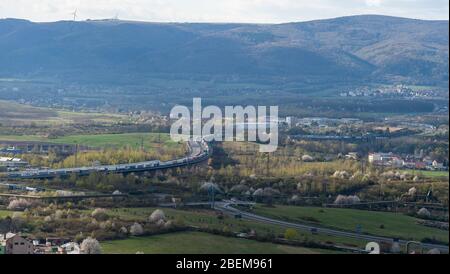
[
  {"left": 130, "top": 223, "right": 144, "bottom": 236},
  {"left": 7, "top": 199, "right": 32, "bottom": 211},
  {"left": 91, "top": 208, "right": 109, "bottom": 221},
  {"left": 81, "top": 237, "right": 102, "bottom": 254},
  {"left": 284, "top": 228, "right": 299, "bottom": 241},
  {"left": 149, "top": 209, "right": 166, "bottom": 223}
]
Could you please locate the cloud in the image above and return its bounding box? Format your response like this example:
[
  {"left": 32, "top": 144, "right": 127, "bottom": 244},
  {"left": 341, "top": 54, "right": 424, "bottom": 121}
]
[
  {"left": 0, "top": 0, "right": 448, "bottom": 23},
  {"left": 365, "top": 0, "right": 383, "bottom": 7}
]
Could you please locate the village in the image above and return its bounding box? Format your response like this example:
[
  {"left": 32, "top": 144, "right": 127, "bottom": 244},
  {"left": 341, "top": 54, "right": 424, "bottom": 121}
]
[{"left": 1, "top": 232, "right": 88, "bottom": 254}]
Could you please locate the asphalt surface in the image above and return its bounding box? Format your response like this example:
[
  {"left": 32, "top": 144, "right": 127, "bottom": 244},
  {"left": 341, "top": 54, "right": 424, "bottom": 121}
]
[
  {"left": 6, "top": 140, "right": 209, "bottom": 179},
  {"left": 215, "top": 202, "right": 449, "bottom": 253}
]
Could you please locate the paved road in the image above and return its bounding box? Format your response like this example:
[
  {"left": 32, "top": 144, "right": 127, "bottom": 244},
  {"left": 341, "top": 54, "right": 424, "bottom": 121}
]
[
  {"left": 215, "top": 202, "right": 449, "bottom": 253},
  {"left": 6, "top": 140, "right": 210, "bottom": 179}
]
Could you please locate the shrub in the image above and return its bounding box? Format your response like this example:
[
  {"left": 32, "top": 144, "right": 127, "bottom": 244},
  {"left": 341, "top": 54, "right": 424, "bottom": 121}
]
[{"left": 284, "top": 229, "right": 299, "bottom": 241}]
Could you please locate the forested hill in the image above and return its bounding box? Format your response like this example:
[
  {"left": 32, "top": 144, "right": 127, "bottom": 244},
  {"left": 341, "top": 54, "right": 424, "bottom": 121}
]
[{"left": 0, "top": 15, "right": 448, "bottom": 87}]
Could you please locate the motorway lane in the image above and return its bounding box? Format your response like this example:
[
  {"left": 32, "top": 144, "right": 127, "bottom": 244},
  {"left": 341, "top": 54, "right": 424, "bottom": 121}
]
[
  {"left": 6, "top": 140, "right": 209, "bottom": 179},
  {"left": 215, "top": 202, "right": 449, "bottom": 253}
]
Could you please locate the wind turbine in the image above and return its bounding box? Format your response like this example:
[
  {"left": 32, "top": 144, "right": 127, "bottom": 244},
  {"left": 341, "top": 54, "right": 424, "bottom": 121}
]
[{"left": 70, "top": 9, "right": 78, "bottom": 21}]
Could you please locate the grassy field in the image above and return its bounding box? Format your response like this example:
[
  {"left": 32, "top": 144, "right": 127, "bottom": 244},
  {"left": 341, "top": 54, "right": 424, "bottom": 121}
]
[
  {"left": 0, "top": 135, "right": 48, "bottom": 142},
  {"left": 48, "top": 133, "right": 179, "bottom": 150},
  {"left": 104, "top": 207, "right": 366, "bottom": 249},
  {"left": 0, "top": 100, "right": 125, "bottom": 126},
  {"left": 402, "top": 169, "right": 449, "bottom": 178},
  {"left": 0, "top": 133, "right": 181, "bottom": 150},
  {"left": 101, "top": 231, "right": 335, "bottom": 254},
  {"left": 0, "top": 210, "right": 19, "bottom": 218},
  {"left": 251, "top": 205, "right": 449, "bottom": 244}
]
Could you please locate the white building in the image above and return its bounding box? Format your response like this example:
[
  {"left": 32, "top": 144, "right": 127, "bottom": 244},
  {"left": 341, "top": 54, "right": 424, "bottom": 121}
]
[
  {"left": 60, "top": 242, "right": 81, "bottom": 254},
  {"left": 0, "top": 157, "right": 28, "bottom": 167},
  {"left": 368, "top": 152, "right": 403, "bottom": 167}
]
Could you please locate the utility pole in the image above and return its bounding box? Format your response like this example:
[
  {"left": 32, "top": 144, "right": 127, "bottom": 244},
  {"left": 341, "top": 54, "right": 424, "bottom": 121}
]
[
  {"left": 208, "top": 185, "right": 216, "bottom": 209},
  {"left": 74, "top": 142, "right": 78, "bottom": 167}
]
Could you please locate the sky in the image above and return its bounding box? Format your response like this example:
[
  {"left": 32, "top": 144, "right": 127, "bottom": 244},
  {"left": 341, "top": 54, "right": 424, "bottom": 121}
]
[{"left": 0, "top": 0, "right": 448, "bottom": 23}]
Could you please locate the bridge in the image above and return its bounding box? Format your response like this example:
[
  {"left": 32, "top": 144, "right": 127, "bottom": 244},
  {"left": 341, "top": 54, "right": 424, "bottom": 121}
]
[
  {"left": 5, "top": 140, "right": 210, "bottom": 180},
  {"left": 0, "top": 193, "right": 128, "bottom": 201}
]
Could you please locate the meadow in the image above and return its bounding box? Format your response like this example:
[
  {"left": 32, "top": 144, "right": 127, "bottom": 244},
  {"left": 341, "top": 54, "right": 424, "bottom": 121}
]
[
  {"left": 47, "top": 133, "right": 179, "bottom": 150},
  {"left": 0, "top": 210, "right": 17, "bottom": 218},
  {"left": 0, "top": 133, "right": 181, "bottom": 150},
  {"left": 101, "top": 231, "right": 335, "bottom": 254},
  {"left": 103, "top": 207, "right": 366, "bottom": 248},
  {"left": 0, "top": 100, "right": 126, "bottom": 126},
  {"left": 402, "top": 169, "right": 449, "bottom": 179},
  {"left": 251, "top": 205, "right": 449, "bottom": 244}
]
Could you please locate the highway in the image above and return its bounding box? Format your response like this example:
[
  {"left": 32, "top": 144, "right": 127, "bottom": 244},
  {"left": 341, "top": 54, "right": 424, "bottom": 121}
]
[
  {"left": 215, "top": 201, "right": 449, "bottom": 253},
  {"left": 6, "top": 140, "right": 210, "bottom": 180}
]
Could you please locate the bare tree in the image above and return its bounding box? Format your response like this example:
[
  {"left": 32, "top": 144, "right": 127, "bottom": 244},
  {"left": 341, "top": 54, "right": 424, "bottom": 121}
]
[
  {"left": 7, "top": 199, "right": 32, "bottom": 211},
  {"left": 81, "top": 237, "right": 102, "bottom": 254},
  {"left": 149, "top": 209, "right": 166, "bottom": 223},
  {"left": 91, "top": 208, "right": 109, "bottom": 221},
  {"left": 130, "top": 223, "right": 144, "bottom": 236}
]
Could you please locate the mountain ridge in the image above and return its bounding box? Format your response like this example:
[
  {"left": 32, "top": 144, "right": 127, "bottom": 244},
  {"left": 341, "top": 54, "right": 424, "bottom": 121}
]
[{"left": 0, "top": 15, "right": 448, "bottom": 87}]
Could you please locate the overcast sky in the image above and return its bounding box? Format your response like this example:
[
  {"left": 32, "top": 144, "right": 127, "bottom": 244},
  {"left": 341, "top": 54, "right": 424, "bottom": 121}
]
[{"left": 0, "top": 0, "right": 448, "bottom": 23}]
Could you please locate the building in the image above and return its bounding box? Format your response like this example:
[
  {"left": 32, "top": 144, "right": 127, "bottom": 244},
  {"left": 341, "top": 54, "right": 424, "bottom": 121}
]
[
  {"left": 345, "top": 152, "right": 359, "bottom": 160},
  {"left": 0, "top": 157, "right": 28, "bottom": 168},
  {"left": 368, "top": 152, "right": 392, "bottom": 163},
  {"left": 0, "top": 233, "right": 34, "bottom": 254},
  {"left": 0, "top": 146, "right": 23, "bottom": 155},
  {"left": 285, "top": 117, "right": 295, "bottom": 128},
  {"left": 368, "top": 152, "right": 403, "bottom": 167},
  {"left": 432, "top": 161, "right": 447, "bottom": 171},
  {"left": 60, "top": 242, "right": 81, "bottom": 254}
]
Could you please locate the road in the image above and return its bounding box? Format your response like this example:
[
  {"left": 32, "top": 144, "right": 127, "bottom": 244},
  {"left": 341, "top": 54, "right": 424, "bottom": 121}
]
[
  {"left": 6, "top": 140, "right": 210, "bottom": 180},
  {"left": 215, "top": 201, "right": 449, "bottom": 253}
]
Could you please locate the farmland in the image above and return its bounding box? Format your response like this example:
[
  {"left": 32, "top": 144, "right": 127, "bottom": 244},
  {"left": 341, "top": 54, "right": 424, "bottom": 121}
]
[
  {"left": 0, "top": 133, "right": 182, "bottom": 150},
  {"left": 103, "top": 207, "right": 366, "bottom": 248},
  {"left": 250, "top": 205, "right": 449, "bottom": 244},
  {"left": 0, "top": 100, "right": 126, "bottom": 126},
  {"left": 101, "top": 231, "right": 336, "bottom": 254},
  {"left": 402, "top": 169, "right": 449, "bottom": 179}
]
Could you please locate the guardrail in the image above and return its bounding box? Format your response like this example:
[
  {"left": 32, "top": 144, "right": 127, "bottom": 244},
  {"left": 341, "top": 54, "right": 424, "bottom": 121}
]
[{"left": 6, "top": 140, "right": 210, "bottom": 180}]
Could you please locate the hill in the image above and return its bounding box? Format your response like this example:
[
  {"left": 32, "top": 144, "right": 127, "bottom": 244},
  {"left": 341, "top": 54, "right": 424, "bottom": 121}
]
[{"left": 0, "top": 15, "right": 448, "bottom": 87}]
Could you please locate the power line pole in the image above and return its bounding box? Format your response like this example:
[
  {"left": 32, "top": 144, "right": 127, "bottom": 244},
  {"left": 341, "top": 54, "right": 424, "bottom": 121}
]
[
  {"left": 74, "top": 142, "right": 78, "bottom": 167},
  {"left": 208, "top": 186, "right": 215, "bottom": 209}
]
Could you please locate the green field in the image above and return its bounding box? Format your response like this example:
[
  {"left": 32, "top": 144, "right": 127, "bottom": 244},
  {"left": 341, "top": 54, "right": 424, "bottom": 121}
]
[
  {"left": 0, "top": 135, "right": 48, "bottom": 142},
  {"left": 101, "top": 231, "right": 334, "bottom": 254},
  {"left": 403, "top": 169, "right": 449, "bottom": 178},
  {"left": 0, "top": 133, "right": 180, "bottom": 150},
  {"left": 0, "top": 210, "right": 19, "bottom": 218},
  {"left": 104, "top": 207, "right": 366, "bottom": 249},
  {"left": 251, "top": 205, "right": 449, "bottom": 244},
  {"left": 49, "top": 133, "right": 179, "bottom": 150}
]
